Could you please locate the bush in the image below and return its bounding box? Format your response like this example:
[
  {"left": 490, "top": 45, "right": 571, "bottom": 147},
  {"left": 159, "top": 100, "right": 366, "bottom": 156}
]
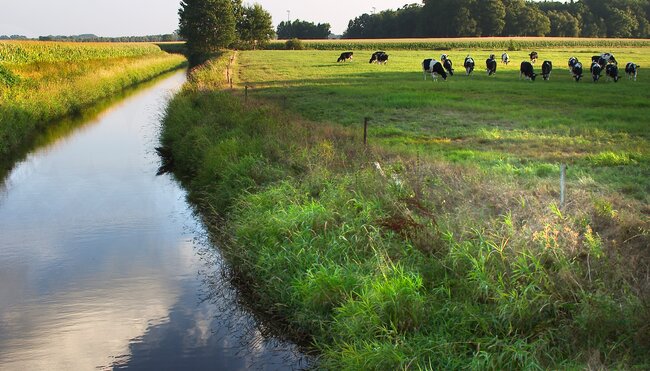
[{"left": 285, "top": 38, "right": 304, "bottom": 50}]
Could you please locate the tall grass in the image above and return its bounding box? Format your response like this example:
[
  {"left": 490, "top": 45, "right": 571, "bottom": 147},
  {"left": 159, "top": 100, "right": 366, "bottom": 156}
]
[
  {"left": 162, "top": 51, "right": 649, "bottom": 369},
  {"left": 0, "top": 41, "right": 186, "bottom": 157}
]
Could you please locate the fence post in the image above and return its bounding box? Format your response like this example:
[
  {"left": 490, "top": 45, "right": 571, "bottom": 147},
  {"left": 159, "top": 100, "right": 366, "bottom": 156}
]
[
  {"left": 560, "top": 163, "right": 567, "bottom": 208},
  {"left": 364, "top": 117, "right": 370, "bottom": 146},
  {"left": 245, "top": 85, "right": 248, "bottom": 103}
]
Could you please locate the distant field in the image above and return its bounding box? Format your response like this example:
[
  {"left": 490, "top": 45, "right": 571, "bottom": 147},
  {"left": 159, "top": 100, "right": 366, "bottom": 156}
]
[
  {"left": 0, "top": 41, "right": 186, "bottom": 158},
  {"left": 238, "top": 48, "right": 650, "bottom": 201},
  {"left": 268, "top": 36, "right": 650, "bottom": 50}
]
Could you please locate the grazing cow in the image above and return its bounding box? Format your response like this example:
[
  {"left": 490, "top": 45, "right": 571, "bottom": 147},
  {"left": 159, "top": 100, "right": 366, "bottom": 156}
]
[
  {"left": 571, "top": 62, "right": 583, "bottom": 82},
  {"left": 501, "top": 52, "right": 510, "bottom": 65},
  {"left": 422, "top": 59, "right": 448, "bottom": 81},
  {"left": 568, "top": 56, "right": 578, "bottom": 73},
  {"left": 337, "top": 51, "right": 353, "bottom": 62},
  {"left": 369, "top": 51, "right": 389, "bottom": 64},
  {"left": 606, "top": 63, "right": 619, "bottom": 82},
  {"left": 592, "top": 53, "right": 617, "bottom": 68},
  {"left": 440, "top": 54, "right": 454, "bottom": 76},
  {"left": 625, "top": 63, "right": 639, "bottom": 81},
  {"left": 464, "top": 56, "right": 475, "bottom": 76},
  {"left": 590, "top": 62, "right": 603, "bottom": 82},
  {"left": 520, "top": 61, "right": 537, "bottom": 81},
  {"left": 529, "top": 51, "right": 539, "bottom": 64},
  {"left": 541, "top": 60, "right": 553, "bottom": 81},
  {"left": 486, "top": 54, "right": 497, "bottom": 76}
]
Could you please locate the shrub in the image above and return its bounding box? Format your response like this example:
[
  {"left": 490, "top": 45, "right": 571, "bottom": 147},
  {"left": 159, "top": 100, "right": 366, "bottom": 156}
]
[{"left": 285, "top": 38, "right": 304, "bottom": 50}]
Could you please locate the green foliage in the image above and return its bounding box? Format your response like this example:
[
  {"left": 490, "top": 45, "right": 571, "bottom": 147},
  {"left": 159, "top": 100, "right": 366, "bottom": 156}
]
[
  {"left": 178, "top": 0, "right": 236, "bottom": 62},
  {"left": 235, "top": 4, "right": 275, "bottom": 49},
  {"left": 277, "top": 20, "right": 331, "bottom": 39},
  {"left": 0, "top": 64, "right": 18, "bottom": 86},
  {"left": 284, "top": 38, "right": 304, "bottom": 50}
]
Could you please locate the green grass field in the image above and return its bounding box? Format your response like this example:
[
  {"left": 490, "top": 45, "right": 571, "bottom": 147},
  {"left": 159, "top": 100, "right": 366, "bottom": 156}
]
[
  {"left": 238, "top": 48, "right": 650, "bottom": 201},
  {"left": 0, "top": 41, "right": 186, "bottom": 158},
  {"left": 163, "top": 46, "right": 650, "bottom": 369}
]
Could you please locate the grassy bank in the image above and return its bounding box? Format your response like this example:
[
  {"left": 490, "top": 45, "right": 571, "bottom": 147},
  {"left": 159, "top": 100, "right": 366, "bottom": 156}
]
[
  {"left": 162, "top": 51, "right": 649, "bottom": 369},
  {"left": 0, "top": 41, "right": 186, "bottom": 157}
]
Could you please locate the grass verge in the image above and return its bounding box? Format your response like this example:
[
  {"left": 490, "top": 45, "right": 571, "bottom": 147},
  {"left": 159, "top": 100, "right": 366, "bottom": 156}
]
[{"left": 162, "top": 51, "right": 649, "bottom": 369}]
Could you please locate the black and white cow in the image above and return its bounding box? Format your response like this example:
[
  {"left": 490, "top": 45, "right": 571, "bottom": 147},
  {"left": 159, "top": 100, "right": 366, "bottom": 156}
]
[
  {"left": 605, "top": 63, "right": 619, "bottom": 82},
  {"left": 592, "top": 53, "right": 617, "bottom": 68},
  {"left": 568, "top": 57, "right": 578, "bottom": 73},
  {"left": 422, "top": 59, "right": 448, "bottom": 81},
  {"left": 520, "top": 61, "right": 537, "bottom": 81},
  {"left": 529, "top": 51, "right": 539, "bottom": 64},
  {"left": 369, "top": 51, "right": 389, "bottom": 64},
  {"left": 501, "top": 52, "right": 510, "bottom": 65},
  {"left": 440, "top": 54, "right": 454, "bottom": 76},
  {"left": 571, "top": 62, "right": 583, "bottom": 82},
  {"left": 541, "top": 60, "right": 553, "bottom": 81},
  {"left": 590, "top": 62, "right": 603, "bottom": 82},
  {"left": 337, "top": 51, "right": 353, "bottom": 62},
  {"left": 464, "top": 56, "right": 475, "bottom": 76},
  {"left": 486, "top": 54, "right": 497, "bottom": 76},
  {"left": 625, "top": 63, "right": 639, "bottom": 81}
]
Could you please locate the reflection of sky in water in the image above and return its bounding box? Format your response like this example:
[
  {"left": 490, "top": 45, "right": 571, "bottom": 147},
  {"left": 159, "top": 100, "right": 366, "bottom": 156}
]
[{"left": 0, "top": 71, "right": 309, "bottom": 370}]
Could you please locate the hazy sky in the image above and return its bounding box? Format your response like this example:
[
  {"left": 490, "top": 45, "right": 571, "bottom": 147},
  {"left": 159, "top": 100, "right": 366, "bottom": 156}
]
[{"left": 0, "top": 0, "right": 414, "bottom": 37}]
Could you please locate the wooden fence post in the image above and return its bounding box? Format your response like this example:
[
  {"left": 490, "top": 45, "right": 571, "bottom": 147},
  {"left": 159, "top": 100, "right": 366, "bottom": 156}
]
[
  {"left": 560, "top": 163, "right": 567, "bottom": 208},
  {"left": 245, "top": 85, "right": 248, "bottom": 103},
  {"left": 364, "top": 117, "right": 370, "bottom": 146}
]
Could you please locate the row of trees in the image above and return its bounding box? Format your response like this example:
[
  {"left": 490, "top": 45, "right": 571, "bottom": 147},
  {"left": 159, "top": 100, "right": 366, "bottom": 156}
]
[
  {"left": 178, "top": 0, "right": 274, "bottom": 63},
  {"left": 0, "top": 35, "right": 28, "bottom": 40},
  {"left": 344, "top": 0, "right": 650, "bottom": 38},
  {"left": 276, "top": 20, "right": 331, "bottom": 39}
]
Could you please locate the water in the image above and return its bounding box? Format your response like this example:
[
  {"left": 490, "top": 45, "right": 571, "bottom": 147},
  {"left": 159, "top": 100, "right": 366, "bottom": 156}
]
[{"left": 0, "top": 71, "right": 309, "bottom": 370}]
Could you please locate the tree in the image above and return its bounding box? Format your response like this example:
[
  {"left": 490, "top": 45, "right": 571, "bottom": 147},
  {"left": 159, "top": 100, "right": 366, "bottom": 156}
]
[
  {"left": 477, "top": 0, "right": 506, "bottom": 36},
  {"left": 236, "top": 4, "right": 275, "bottom": 49},
  {"left": 548, "top": 10, "right": 580, "bottom": 37},
  {"left": 608, "top": 7, "right": 638, "bottom": 37},
  {"left": 518, "top": 4, "right": 551, "bottom": 36},
  {"left": 279, "top": 20, "right": 331, "bottom": 39},
  {"left": 178, "top": 0, "right": 236, "bottom": 63}
]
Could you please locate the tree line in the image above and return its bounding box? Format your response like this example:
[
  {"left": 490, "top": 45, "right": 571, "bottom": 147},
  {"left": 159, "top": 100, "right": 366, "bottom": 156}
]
[
  {"left": 37, "top": 34, "right": 182, "bottom": 42},
  {"left": 344, "top": 0, "right": 650, "bottom": 38},
  {"left": 276, "top": 20, "right": 331, "bottom": 39}
]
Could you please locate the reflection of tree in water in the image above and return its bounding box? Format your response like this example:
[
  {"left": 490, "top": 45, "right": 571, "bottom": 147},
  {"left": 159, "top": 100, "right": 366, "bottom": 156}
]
[{"left": 110, "top": 206, "right": 313, "bottom": 371}]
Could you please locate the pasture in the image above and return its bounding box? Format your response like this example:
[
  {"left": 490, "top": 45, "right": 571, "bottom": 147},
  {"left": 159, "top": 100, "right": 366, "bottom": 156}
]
[
  {"left": 238, "top": 48, "right": 650, "bottom": 201},
  {"left": 163, "top": 46, "right": 650, "bottom": 369}
]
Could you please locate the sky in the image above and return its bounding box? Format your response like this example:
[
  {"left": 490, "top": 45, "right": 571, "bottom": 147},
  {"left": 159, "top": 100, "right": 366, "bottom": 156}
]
[{"left": 0, "top": 0, "right": 415, "bottom": 38}]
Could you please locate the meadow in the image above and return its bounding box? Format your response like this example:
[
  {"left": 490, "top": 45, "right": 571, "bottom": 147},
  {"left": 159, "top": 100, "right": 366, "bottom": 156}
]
[
  {"left": 0, "top": 41, "right": 186, "bottom": 159},
  {"left": 162, "top": 44, "right": 649, "bottom": 369}
]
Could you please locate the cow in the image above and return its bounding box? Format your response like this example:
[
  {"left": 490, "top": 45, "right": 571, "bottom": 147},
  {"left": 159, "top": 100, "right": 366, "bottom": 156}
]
[
  {"left": 486, "top": 54, "right": 497, "bottom": 76},
  {"left": 590, "top": 62, "right": 603, "bottom": 82},
  {"left": 568, "top": 56, "right": 579, "bottom": 73},
  {"left": 464, "top": 56, "right": 475, "bottom": 76},
  {"left": 422, "top": 59, "right": 448, "bottom": 81},
  {"left": 571, "top": 62, "right": 583, "bottom": 82},
  {"left": 541, "top": 60, "right": 553, "bottom": 81},
  {"left": 520, "top": 61, "right": 537, "bottom": 81},
  {"left": 440, "top": 54, "right": 454, "bottom": 76},
  {"left": 369, "top": 51, "right": 389, "bottom": 64},
  {"left": 625, "top": 63, "right": 639, "bottom": 81},
  {"left": 501, "top": 52, "right": 510, "bottom": 65},
  {"left": 605, "top": 63, "right": 619, "bottom": 82},
  {"left": 337, "top": 51, "right": 353, "bottom": 62},
  {"left": 529, "top": 51, "right": 539, "bottom": 64},
  {"left": 592, "top": 53, "right": 616, "bottom": 68}
]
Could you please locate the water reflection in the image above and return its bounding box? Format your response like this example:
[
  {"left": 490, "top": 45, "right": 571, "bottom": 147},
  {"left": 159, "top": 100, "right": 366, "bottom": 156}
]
[{"left": 0, "top": 71, "right": 310, "bottom": 370}]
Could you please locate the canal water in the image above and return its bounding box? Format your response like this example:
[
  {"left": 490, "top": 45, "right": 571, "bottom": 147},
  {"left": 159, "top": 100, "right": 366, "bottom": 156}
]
[{"left": 0, "top": 71, "right": 309, "bottom": 370}]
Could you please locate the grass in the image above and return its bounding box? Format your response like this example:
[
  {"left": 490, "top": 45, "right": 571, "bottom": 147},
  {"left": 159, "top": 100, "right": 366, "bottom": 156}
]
[
  {"left": 162, "top": 47, "right": 650, "bottom": 369},
  {"left": 237, "top": 48, "right": 650, "bottom": 201},
  {"left": 0, "top": 41, "right": 186, "bottom": 158}
]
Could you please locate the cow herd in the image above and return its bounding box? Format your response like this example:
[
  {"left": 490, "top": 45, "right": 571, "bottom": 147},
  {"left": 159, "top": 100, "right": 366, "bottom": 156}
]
[{"left": 336, "top": 50, "right": 640, "bottom": 83}]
